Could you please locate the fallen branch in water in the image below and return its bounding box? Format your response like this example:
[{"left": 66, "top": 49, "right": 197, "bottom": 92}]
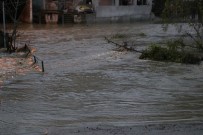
[
  {"left": 104, "top": 37, "right": 143, "bottom": 53},
  {"left": 105, "top": 36, "right": 202, "bottom": 64}
]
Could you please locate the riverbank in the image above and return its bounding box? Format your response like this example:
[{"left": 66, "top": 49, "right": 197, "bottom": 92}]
[
  {"left": 44, "top": 122, "right": 203, "bottom": 135},
  {"left": 0, "top": 48, "right": 38, "bottom": 86}
]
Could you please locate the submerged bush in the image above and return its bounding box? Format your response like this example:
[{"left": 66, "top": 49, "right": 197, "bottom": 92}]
[
  {"left": 111, "top": 33, "right": 127, "bottom": 39},
  {"left": 140, "top": 40, "right": 201, "bottom": 64},
  {"left": 138, "top": 32, "right": 147, "bottom": 37}
]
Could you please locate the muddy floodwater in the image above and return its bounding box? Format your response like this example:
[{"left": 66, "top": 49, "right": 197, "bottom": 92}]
[{"left": 0, "top": 23, "right": 203, "bottom": 134}]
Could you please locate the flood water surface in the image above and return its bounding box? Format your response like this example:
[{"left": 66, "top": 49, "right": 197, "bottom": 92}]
[{"left": 0, "top": 23, "right": 203, "bottom": 134}]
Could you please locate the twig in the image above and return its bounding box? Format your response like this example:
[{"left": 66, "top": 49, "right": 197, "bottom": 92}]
[
  {"left": 186, "top": 33, "right": 203, "bottom": 49},
  {"left": 104, "top": 37, "right": 143, "bottom": 53}
]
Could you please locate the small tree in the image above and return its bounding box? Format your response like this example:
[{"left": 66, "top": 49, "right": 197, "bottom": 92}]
[
  {"left": 1, "top": 0, "right": 27, "bottom": 52},
  {"left": 162, "top": 0, "right": 203, "bottom": 51},
  {"left": 139, "top": 0, "right": 203, "bottom": 64}
]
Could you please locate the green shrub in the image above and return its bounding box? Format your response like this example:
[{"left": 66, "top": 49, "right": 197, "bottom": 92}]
[
  {"left": 140, "top": 42, "right": 201, "bottom": 64},
  {"left": 181, "top": 53, "right": 201, "bottom": 64},
  {"left": 111, "top": 33, "right": 127, "bottom": 39},
  {"left": 138, "top": 32, "right": 147, "bottom": 37},
  {"left": 140, "top": 45, "right": 168, "bottom": 61}
]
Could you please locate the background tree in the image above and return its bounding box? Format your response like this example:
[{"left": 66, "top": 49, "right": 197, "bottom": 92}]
[
  {"left": 140, "top": 0, "right": 203, "bottom": 64},
  {"left": 162, "top": 0, "right": 203, "bottom": 50},
  {"left": 1, "top": 0, "right": 26, "bottom": 52},
  {"left": 152, "top": 0, "right": 166, "bottom": 17}
]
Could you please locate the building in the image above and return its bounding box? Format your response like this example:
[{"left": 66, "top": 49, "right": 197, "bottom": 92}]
[
  {"left": 20, "top": 0, "right": 153, "bottom": 23},
  {"left": 20, "top": 0, "right": 33, "bottom": 23},
  {"left": 32, "top": 0, "right": 77, "bottom": 23},
  {"left": 92, "top": 0, "right": 153, "bottom": 22}
]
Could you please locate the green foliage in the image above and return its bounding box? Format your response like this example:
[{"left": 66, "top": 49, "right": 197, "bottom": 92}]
[
  {"left": 140, "top": 40, "right": 201, "bottom": 64},
  {"left": 140, "top": 45, "right": 168, "bottom": 61},
  {"left": 162, "top": 0, "right": 203, "bottom": 22},
  {"left": 162, "top": 0, "right": 184, "bottom": 21},
  {"left": 111, "top": 33, "right": 127, "bottom": 39},
  {"left": 142, "top": 0, "right": 203, "bottom": 64},
  {"left": 161, "top": 0, "right": 203, "bottom": 51},
  {"left": 152, "top": 0, "right": 166, "bottom": 17},
  {"left": 138, "top": 32, "right": 147, "bottom": 37},
  {"left": 166, "top": 39, "right": 185, "bottom": 51}
]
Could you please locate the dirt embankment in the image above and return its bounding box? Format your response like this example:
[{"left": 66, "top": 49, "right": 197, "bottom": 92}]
[{"left": 0, "top": 48, "right": 39, "bottom": 86}]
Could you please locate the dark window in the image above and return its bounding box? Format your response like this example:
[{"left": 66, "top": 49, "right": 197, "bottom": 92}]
[
  {"left": 99, "top": 0, "right": 113, "bottom": 6},
  {"left": 119, "top": 0, "right": 133, "bottom": 6},
  {"left": 137, "top": 0, "right": 147, "bottom": 5},
  {"left": 86, "top": 0, "right": 92, "bottom": 4}
]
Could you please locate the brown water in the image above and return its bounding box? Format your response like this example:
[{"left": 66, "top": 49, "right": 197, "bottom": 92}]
[{"left": 0, "top": 23, "right": 203, "bottom": 134}]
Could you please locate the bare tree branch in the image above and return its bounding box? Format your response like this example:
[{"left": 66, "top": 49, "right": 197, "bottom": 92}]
[
  {"left": 2, "top": 0, "right": 28, "bottom": 52},
  {"left": 104, "top": 37, "right": 143, "bottom": 53}
]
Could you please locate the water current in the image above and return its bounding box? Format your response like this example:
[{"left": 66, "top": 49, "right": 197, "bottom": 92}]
[{"left": 0, "top": 23, "right": 203, "bottom": 134}]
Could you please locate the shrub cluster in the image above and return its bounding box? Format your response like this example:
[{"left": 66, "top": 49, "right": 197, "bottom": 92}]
[{"left": 139, "top": 40, "right": 201, "bottom": 64}]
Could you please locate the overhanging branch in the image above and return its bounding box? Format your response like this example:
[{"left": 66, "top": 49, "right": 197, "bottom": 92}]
[{"left": 104, "top": 37, "right": 143, "bottom": 53}]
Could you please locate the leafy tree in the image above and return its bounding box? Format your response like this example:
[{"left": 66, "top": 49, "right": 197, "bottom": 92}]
[
  {"left": 162, "top": 0, "right": 203, "bottom": 50},
  {"left": 141, "top": 0, "right": 203, "bottom": 64}
]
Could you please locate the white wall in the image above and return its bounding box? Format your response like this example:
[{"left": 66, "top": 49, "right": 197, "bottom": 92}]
[
  {"left": 95, "top": 5, "right": 152, "bottom": 18},
  {"left": 93, "top": 0, "right": 152, "bottom": 19}
]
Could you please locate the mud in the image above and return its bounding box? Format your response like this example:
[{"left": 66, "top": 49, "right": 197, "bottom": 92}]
[
  {"left": 0, "top": 49, "right": 38, "bottom": 86},
  {"left": 44, "top": 122, "right": 203, "bottom": 135}
]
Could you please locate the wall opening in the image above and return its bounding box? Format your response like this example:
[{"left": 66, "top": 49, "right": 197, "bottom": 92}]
[
  {"left": 86, "top": 0, "right": 92, "bottom": 4},
  {"left": 119, "top": 0, "right": 133, "bottom": 5},
  {"left": 99, "top": 0, "right": 114, "bottom": 6},
  {"left": 137, "top": 0, "right": 147, "bottom": 5}
]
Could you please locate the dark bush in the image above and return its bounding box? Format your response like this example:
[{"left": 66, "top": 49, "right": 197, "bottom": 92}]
[{"left": 140, "top": 44, "right": 201, "bottom": 64}]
